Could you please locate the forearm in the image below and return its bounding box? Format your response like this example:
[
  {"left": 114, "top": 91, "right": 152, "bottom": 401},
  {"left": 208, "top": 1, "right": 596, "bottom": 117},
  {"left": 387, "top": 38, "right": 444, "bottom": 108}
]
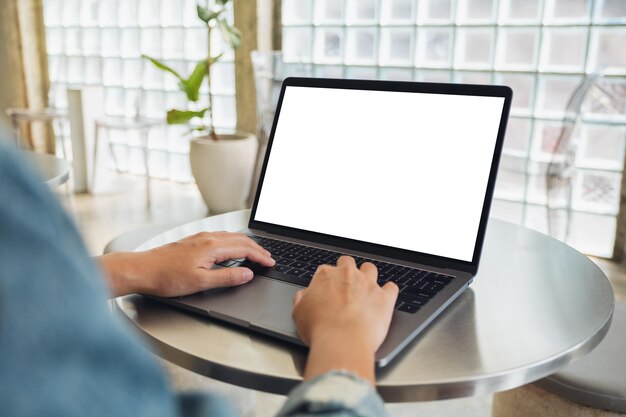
[
  {"left": 97, "top": 252, "right": 150, "bottom": 297},
  {"left": 304, "top": 331, "right": 376, "bottom": 386}
]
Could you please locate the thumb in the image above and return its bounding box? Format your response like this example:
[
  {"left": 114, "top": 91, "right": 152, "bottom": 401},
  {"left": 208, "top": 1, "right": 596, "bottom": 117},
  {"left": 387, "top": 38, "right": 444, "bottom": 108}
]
[
  {"left": 293, "top": 289, "right": 304, "bottom": 306},
  {"left": 381, "top": 281, "right": 399, "bottom": 301},
  {"left": 205, "top": 267, "right": 254, "bottom": 288}
]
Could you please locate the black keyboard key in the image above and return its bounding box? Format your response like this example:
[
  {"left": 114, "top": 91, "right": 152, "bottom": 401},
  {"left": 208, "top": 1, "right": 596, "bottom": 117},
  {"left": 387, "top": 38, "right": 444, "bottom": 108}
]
[
  {"left": 401, "top": 286, "right": 436, "bottom": 299},
  {"left": 274, "top": 265, "right": 292, "bottom": 273},
  {"left": 398, "top": 303, "right": 419, "bottom": 314},
  {"left": 302, "top": 263, "right": 318, "bottom": 272},
  {"left": 302, "top": 271, "right": 315, "bottom": 280},
  {"left": 296, "top": 255, "right": 314, "bottom": 263},
  {"left": 398, "top": 293, "right": 429, "bottom": 306},
  {"left": 290, "top": 261, "right": 308, "bottom": 269}
]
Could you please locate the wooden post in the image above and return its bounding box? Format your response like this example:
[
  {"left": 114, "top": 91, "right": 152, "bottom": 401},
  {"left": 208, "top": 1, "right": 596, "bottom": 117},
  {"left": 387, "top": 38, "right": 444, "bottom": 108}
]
[
  {"left": 0, "top": 0, "right": 52, "bottom": 153},
  {"left": 234, "top": 0, "right": 258, "bottom": 135}
]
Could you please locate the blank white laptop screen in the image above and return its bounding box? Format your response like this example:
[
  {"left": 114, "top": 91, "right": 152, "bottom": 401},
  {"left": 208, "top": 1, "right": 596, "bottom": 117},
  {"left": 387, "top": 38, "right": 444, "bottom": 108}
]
[{"left": 254, "top": 86, "right": 505, "bottom": 262}]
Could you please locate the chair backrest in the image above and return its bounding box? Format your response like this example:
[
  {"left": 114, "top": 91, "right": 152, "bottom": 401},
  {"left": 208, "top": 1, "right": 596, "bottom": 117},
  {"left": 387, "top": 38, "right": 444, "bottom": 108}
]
[{"left": 546, "top": 70, "right": 626, "bottom": 241}]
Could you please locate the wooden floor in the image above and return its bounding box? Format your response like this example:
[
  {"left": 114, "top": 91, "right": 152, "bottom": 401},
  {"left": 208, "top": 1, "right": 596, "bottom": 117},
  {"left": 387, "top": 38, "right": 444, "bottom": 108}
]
[{"left": 58, "top": 172, "right": 625, "bottom": 417}]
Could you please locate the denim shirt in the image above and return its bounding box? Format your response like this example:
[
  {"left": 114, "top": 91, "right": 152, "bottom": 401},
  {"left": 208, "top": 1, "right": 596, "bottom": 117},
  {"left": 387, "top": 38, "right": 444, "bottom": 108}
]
[{"left": 0, "top": 143, "right": 388, "bottom": 417}]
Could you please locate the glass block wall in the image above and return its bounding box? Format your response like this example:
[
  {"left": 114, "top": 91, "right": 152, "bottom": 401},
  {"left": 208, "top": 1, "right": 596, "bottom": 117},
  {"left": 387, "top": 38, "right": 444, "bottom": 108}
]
[
  {"left": 282, "top": 0, "right": 626, "bottom": 257},
  {"left": 43, "top": 0, "right": 237, "bottom": 182}
]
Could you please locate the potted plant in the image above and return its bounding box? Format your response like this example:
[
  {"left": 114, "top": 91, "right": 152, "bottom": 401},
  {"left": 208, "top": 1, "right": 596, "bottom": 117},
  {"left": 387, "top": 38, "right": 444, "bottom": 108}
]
[{"left": 143, "top": 1, "right": 257, "bottom": 214}]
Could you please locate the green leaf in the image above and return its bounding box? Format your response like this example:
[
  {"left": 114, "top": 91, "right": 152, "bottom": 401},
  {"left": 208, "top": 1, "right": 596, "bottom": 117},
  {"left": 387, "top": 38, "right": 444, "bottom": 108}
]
[
  {"left": 216, "top": 0, "right": 230, "bottom": 5},
  {"left": 217, "top": 18, "right": 242, "bottom": 49},
  {"left": 166, "top": 108, "right": 208, "bottom": 125},
  {"left": 209, "top": 52, "right": 224, "bottom": 66},
  {"left": 142, "top": 55, "right": 184, "bottom": 82},
  {"left": 197, "top": 4, "right": 222, "bottom": 23},
  {"left": 179, "top": 59, "right": 208, "bottom": 102}
]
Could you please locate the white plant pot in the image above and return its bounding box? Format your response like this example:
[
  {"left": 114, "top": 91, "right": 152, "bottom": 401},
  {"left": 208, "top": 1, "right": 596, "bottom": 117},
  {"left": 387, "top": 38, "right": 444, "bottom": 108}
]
[{"left": 190, "top": 132, "right": 258, "bottom": 214}]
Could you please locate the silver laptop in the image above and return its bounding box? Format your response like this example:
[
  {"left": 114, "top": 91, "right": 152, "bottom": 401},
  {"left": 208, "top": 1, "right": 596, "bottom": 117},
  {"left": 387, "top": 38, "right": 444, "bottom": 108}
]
[{"left": 151, "top": 77, "right": 512, "bottom": 367}]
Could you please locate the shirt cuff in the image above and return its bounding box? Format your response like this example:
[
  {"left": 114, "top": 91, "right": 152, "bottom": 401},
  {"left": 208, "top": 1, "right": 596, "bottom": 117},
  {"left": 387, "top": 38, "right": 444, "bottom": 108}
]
[{"left": 277, "top": 370, "right": 388, "bottom": 417}]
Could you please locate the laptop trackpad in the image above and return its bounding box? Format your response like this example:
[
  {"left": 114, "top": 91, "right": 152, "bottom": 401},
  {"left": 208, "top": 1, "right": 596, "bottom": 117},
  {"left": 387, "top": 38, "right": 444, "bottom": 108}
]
[{"left": 183, "top": 276, "right": 301, "bottom": 341}]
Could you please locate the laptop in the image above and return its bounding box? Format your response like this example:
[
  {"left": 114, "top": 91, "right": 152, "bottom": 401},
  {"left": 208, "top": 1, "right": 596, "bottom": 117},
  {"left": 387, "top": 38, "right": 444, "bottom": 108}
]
[{"left": 152, "top": 77, "right": 512, "bottom": 367}]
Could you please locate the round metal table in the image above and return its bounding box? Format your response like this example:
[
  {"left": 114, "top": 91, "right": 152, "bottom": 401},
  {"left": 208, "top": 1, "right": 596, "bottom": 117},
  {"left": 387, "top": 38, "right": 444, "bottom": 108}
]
[
  {"left": 22, "top": 151, "right": 71, "bottom": 187},
  {"left": 116, "top": 210, "right": 614, "bottom": 402}
]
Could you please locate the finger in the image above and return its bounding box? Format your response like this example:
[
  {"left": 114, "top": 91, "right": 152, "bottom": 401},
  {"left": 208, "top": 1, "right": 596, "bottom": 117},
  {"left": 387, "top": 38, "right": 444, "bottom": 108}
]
[
  {"left": 359, "top": 261, "right": 378, "bottom": 281},
  {"left": 381, "top": 281, "right": 400, "bottom": 302},
  {"left": 337, "top": 255, "right": 357, "bottom": 268},
  {"left": 208, "top": 232, "right": 273, "bottom": 258},
  {"left": 202, "top": 266, "right": 255, "bottom": 288},
  {"left": 293, "top": 289, "right": 304, "bottom": 306},
  {"left": 211, "top": 243, "right": 276, "bottom": 266}
]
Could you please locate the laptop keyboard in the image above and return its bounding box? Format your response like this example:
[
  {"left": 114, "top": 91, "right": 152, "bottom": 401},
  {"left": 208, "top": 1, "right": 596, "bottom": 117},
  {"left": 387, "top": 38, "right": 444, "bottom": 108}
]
[{"left": 216, "top": 235, "right": 455, "bottom": 314}]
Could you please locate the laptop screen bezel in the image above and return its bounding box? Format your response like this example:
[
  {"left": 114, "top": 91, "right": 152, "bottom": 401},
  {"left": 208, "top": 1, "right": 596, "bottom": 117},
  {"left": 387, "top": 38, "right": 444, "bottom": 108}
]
[{"left": 248, "top": 77, "right": 512, "bottom": 274}]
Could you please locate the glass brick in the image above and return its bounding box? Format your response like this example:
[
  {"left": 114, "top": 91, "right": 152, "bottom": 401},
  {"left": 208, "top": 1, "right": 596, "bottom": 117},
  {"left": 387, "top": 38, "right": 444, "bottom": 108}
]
[
  {"left": 416, "top": 28, "right": 452, "bottom": 68},
  {"left": 185, "top": 28, "right": 208, "bottom": 61},
  {"left": 496, "top": 74, "right": 534, "bottom": 114},
  {"left": 454, "top": 28, "right": 495, "bottom": 69},
  {"left": 490, "top": 199, "right": 524, "bottom": 224},
  {"left": 594, "top": 0, "right": 626, "bottom": 23},
  {"left": 345, "top": 66, "right": 378, "bottom": 79},
  {"left": 46, "top": 28, "right": 64, "bottom": 55},
  {"left": 140, "top": 28, "right": 161, "bottom": 57},
  {"left": 346, "top": 0, "right": 377, "bottom": 23},
  {"left": 314, "top": 0, "right": 345, "bottom": 24},
  {"left": 62, "top": 0, "right": 80, "bottom": 26},
  {"left": 283, "top": 0, "right": 313, "bottom": 24},
  {"left": 119, "top": 0, "right": 139, "bottom": 27},
  {"left": 164, "top": 91, "right": 188, "bottom": 114},
  {"left": 142, "top": 90, "right": 166, "bottom": 119},
  {"left": 499, "top": 0, "right": 541, "bottom": 22},
  {"left": 313, "top": 28, "right": 344, "bottom": 64},
  {"left": 105, "top": 87, "right": 126, "bottom": 116},
  {"left": 346, "top": 28, "right": 377, "bottom": 65},
  {"left": 67, "top": 57, "right": 84, "bottom": 84},
  {"left": 98, "top": 0, "right": 120, "bottom": 27},
  {"left": 379, "top": 68, "right": 413, "bottom": 81},
  {"left": 139, "top": 0, "right": 161, "bottom": 27},
  {"left": 44, "top": 0, "right": 62, "bottom": 26},
  {"left": 535, "top": 76, "right": 582, "bottom": 117},
  {"left": 494, "top": 161, "right": 527, "bottom": 201},
  {"left": 128, "top": 147, "right": 147, "bottom": 175},
  {"left": 83, "top": 28, "right": 100, "bottom": 55},
  {"left": 572, "top": 170, "right": 621, "bottom": 213},
  {"left": 50, "top": 83, "right": 68, "bottom": 108},
  {"left": 161, "top": 0, "right": 184, "bottom": 27},
  {"left": 544, "top": 0, "right": 591, "bottom": 22},
  {"left": 103, "top": 58, "right": 123, "bottom": 86},
  {"left": 211, "top": 95, "right": 237, "bottom": 129},
  {"left": 496, "top": 29, "right": 537, "bottom": 70},
  {"left": 540, "top": 28, "right": 587, "bottom": 72},
  {"left": 531, "top": 120, "right": 570, "bottom": 161},
  {"left": 525, "top": 163, "right": 549, "bottom": 205},
  {"left": 453, "top": 71, "right": 492, "bottom": 84},
  {"left": 48, "top": 56, "right": 61, "bottom": 82},
  {"left": 210, "top": 62, "right": 235, "bottom": 95},
  {"left": 150, "top": 126, "right": 169, "bottom": 149},
  {"left": 167, "top": 126, "right": 191, "bottom": 152},
  {"left": 379, "top": 28, "right": 413, "bottom": 66},
  {"left": 183, "top": 0, "right": 205, "bottom": 27},
  {"left": 162, "top": 29, "right": 185, "bottom": 60},
  {"left": 583, "top": 79, "right": 626, "bottom": 121},
  {"left": 457, "top": 0, "right": 496, "bottom": 22},
  {"left": 588, "top": 28, "right": 626, "bottom": 74},
  {"left": 313, "top": 65, "right": 344, "bottom": 78},
  {"left": 504, "top": 117, "right": 532, "bottom": 153},
  {"left": 568, "top": 212, "right": 616, "bottom": 257},
  {"left": 283, "top": 27, "right": 313, "bottom": 62},
  {"left": 122, "top": 59, "right": 142, "bottom": 88},
  {"left": 64, "top": 28, "right": 81, "bottom": 55},
  {"left": 160, "top": 60, "right": 186, "bottom": 91},
  {"left": 415, "top": 70, "right": 451, "bottom": 83},
  {"left": 121, "top": 29, "right": 141, "bottom": 58},
  {"left": 84, "top": 57, "right": 102, "bottom": 84},
  {"left": 212, "top": 29, "right": 235, "bottom": 62},
  {"left": 381, "top": 0, "right": 415, "bottom": 24},
  {"left": 418, "top": 0, "right": 453, "bottom": 22},
  {"left": 578, "top": 125, "right": 626, "bottom": 170},
  {"left": 524, "top": 204, "right": 548, "bottom": 235},
  {"left": 101, "top": 28, "right": 121, "bottom": 57}
]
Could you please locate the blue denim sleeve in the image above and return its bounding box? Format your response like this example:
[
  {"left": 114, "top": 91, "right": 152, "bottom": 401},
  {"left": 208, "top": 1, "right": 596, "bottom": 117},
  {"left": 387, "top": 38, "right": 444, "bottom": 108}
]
[
  {"left": 0, "top": 143, "right": 235, "bottom": 417},
  {"left": 277, "top": 371, "right": 389, "bottom": 417}
]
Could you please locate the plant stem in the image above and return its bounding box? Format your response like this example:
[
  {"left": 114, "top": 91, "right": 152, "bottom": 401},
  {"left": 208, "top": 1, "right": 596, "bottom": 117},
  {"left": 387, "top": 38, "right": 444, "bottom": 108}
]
[{"left": 207, "top": 22, "right": 218, "bottom": 141}]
